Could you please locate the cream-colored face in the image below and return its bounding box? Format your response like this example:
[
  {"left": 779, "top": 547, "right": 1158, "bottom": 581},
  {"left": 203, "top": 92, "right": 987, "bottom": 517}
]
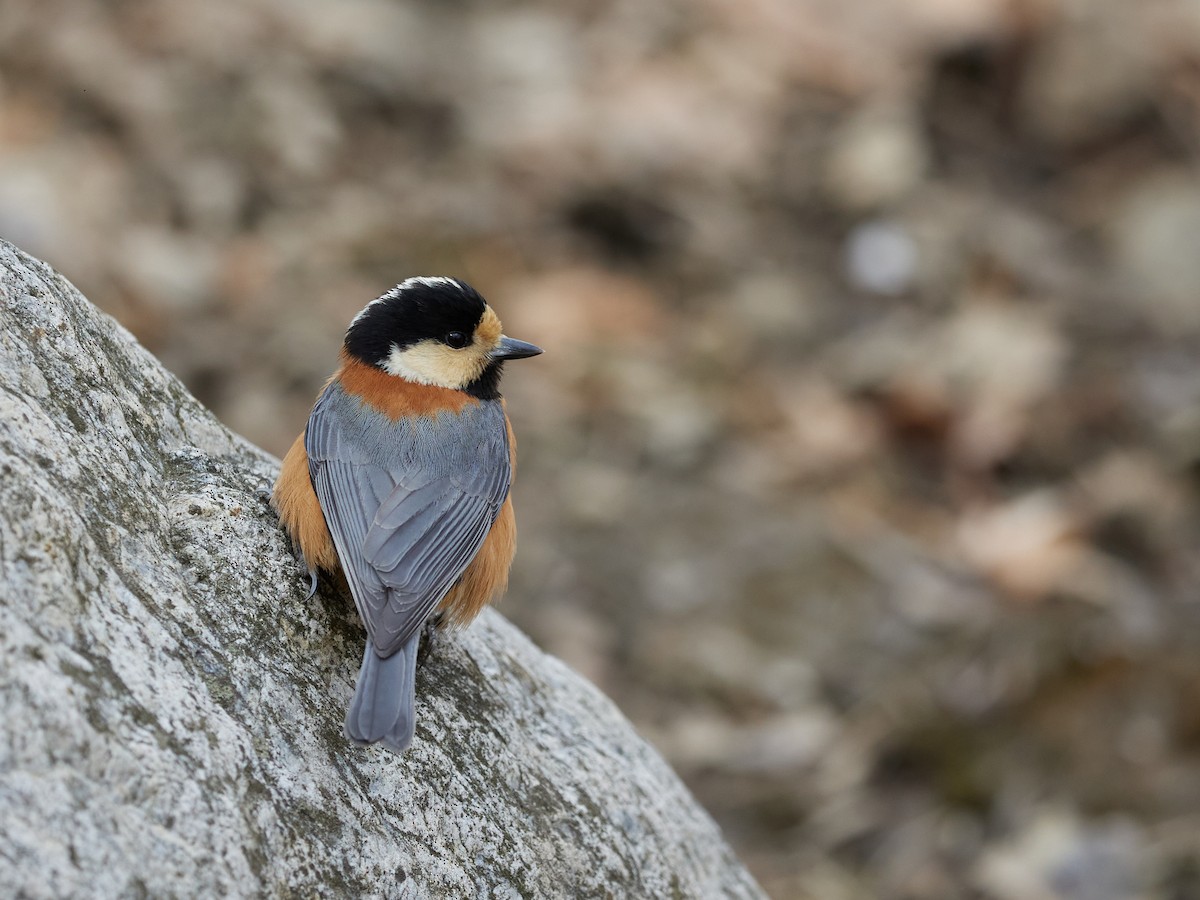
[{"left": 381, "top": 306, "right": 504, "bottom": 389}]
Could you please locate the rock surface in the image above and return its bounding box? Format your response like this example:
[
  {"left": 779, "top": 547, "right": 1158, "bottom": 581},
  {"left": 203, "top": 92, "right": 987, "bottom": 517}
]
[{"left": 0, "top": 240, "right": 764, "bottom": 899}]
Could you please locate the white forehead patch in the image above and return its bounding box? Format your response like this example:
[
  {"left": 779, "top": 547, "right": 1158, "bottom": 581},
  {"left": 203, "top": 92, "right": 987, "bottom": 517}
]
[{"left": 349, "top": 276, "right": 464, "bottom": 327}]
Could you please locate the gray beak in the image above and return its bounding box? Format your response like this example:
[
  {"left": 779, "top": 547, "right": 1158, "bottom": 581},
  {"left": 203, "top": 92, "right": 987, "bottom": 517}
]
[{"left": 491, "top": 336, "right": 544, "bottom": 361}]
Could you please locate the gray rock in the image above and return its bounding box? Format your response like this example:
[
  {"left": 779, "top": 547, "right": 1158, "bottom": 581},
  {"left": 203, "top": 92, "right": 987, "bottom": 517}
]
[{"left": 0, "top": 240, "right": 765, "bottom": 900}]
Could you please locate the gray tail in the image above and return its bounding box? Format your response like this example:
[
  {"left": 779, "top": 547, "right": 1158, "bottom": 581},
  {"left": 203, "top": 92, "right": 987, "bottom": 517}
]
[{"left": 344, "top": 636, "right": 419, "bottom": 754}]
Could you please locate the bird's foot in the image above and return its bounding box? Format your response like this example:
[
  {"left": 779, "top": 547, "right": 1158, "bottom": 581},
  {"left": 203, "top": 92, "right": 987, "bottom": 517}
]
[
  {"left": 417, "top": 612, "right": 446, "bottom": 666},
  {"left": 304, "top": 567, "right": 319, "bottom": 601}
]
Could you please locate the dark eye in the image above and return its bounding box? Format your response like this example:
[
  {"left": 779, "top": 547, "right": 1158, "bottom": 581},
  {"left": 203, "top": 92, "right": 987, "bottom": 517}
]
[{"left": 445, "top": 331, "right": 469, "bottom": 349}]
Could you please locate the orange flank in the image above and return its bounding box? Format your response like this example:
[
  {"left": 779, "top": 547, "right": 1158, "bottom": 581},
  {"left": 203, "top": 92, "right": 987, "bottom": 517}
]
[
  {"left": 274, "top": 431, "right": 337, "bottom": 571},
  {"left": 438, "top": 495, "right": 516, "bottom": 627}
]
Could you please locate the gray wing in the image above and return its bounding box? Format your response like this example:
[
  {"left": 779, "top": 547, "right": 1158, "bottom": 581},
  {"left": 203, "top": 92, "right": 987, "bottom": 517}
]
[{"left": 305, "top": 385, "right": 511, "bottom": 657}]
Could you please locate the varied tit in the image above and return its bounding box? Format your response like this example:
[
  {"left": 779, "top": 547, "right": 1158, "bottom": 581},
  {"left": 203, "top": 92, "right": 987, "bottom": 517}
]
[{"left": 272, "top": 276, "right": 542, "bottom": 754}]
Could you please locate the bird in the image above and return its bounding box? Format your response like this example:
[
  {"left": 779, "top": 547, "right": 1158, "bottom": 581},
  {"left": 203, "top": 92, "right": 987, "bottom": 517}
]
[{"left": 272, "top": 276, "right": 542, "bottom": 754}]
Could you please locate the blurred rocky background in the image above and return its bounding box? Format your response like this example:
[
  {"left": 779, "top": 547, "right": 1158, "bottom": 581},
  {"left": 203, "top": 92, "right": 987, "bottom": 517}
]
[{"left": 3, "top": 1, "right": 1199, "bottom": 897}]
